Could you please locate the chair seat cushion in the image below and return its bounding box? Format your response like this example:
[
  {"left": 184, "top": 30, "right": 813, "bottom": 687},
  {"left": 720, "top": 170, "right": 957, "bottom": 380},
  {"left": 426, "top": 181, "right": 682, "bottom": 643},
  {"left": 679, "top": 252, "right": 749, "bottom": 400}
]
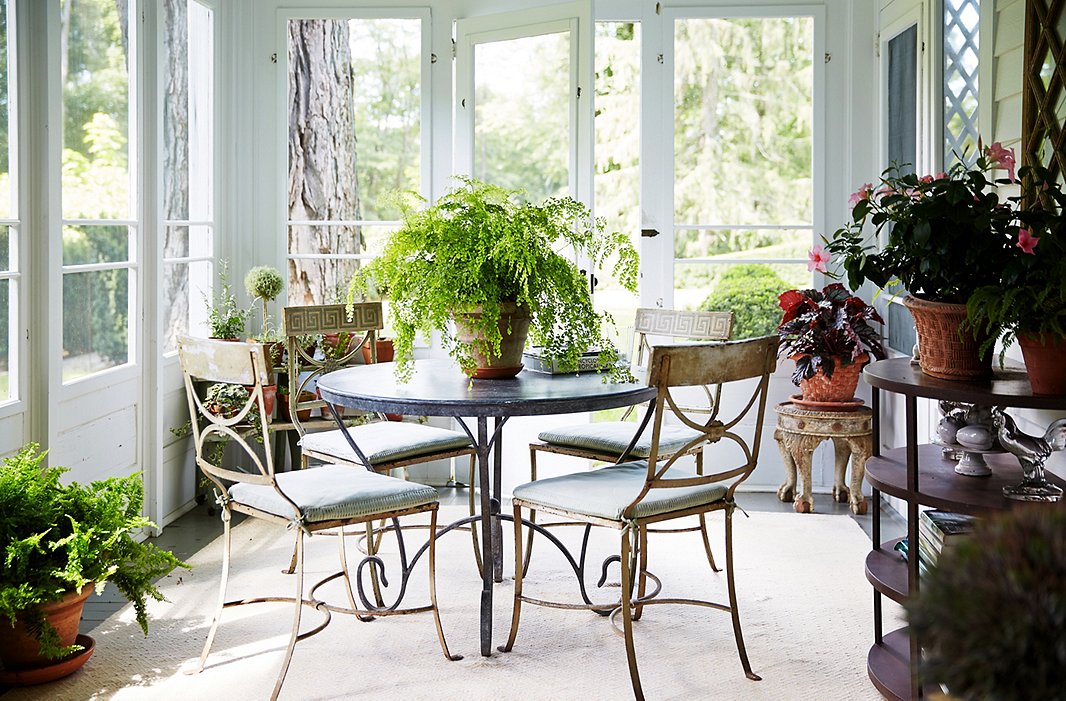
[
  {"left": 300, "top": 422, "right": 472, "bottom": 465},
  {"left": 512, "top": 461, "right": 727, "bottom": 522},
  {"left": 229, "top": 464, "right": 438, "bottom": 523},
  {"left": 537, "top": 421, "right": 705, "bottom": 458}
]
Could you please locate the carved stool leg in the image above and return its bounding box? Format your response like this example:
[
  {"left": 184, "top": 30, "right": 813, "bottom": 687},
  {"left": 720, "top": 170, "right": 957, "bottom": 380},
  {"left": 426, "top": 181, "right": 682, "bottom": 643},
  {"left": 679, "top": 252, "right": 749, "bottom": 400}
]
[
  {"left": 831, "top": 437, "right": 852, "bottom": 505},
  {"left": 793, "top": 443, "right": 815, "bottom": 514},
  {"left": 775, "top": 429, "right": 797, "bottom": 503},
  {"left": 846, "top": 436, "right": 871, "bottom": 515}
]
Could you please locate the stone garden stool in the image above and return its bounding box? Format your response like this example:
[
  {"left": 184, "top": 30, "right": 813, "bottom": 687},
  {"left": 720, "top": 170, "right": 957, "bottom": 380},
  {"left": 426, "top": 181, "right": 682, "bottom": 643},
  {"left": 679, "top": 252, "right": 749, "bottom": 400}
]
[{"left": 773, "top": 402, "right": 873, "bottom": 515}]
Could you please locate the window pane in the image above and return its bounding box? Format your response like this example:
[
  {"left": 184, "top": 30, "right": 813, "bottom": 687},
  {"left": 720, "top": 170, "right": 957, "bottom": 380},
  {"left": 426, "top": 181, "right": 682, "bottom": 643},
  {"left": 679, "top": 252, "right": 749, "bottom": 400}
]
[
  {"left": 888, "top": 26, "right": 918, "bottom": 178},
  {"left": 674, "top": 229, "right": 809, "bottom": 260},
  {"left": 287, "top": 225, "right": 367, "bottom": 305},
  {"left": 0, "top": 224, "right": 8, "bottom": 271},
  {"left": 62, "top": 0, "right": 131, "bottom": 220},
  {"left": 944, "top": 0, "right": 980, "bottom": 166},
  {"left": 62, "top": 269, "right": 129, "bottom": 381},
  {"left": 164, "top": 0, "right": 215, "bottom": 222},
  {"left": 673, "top": 18, "right": 814, "bottom": 227},
  {"left": 163, "top": 258, "right": 212, "bottom": 353},
  {"left": 676, "top": 261, "right": 806, "bottom": 338},
  {"left": 62, "top": 224, "right": 129, "bottom": 265},
  {"left": 349, "top": 19, "right": 421, "bottom": 220},
  {"left": 595, "top": 21, "right": 640, "bottom": 329},
  {"left": 0, "top": 278, "right": 9, "bottom": 400},
  {"left": 474, "top": 31, "right": 570, "bottom": 202},
  {"left": 0, "top": 0, "right": 11, "bottom": 220}
]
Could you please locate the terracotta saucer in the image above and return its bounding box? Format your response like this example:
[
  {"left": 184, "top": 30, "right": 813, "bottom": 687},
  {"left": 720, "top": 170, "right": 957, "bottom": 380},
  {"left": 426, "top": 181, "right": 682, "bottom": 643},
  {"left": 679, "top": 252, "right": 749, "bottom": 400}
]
[
  {"left": 789, "top": 394, "right": 865, "bottom": 411},
  {"left": 0, "top": 634, "right": 95, "bottom": 686}
]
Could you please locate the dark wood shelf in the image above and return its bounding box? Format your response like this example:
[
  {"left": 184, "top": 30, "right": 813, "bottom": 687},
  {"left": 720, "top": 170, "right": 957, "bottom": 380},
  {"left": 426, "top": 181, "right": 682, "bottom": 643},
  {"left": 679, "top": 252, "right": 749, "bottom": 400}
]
[
  {"left": 868, "top": 628, "right": 941, "bottom": 701},
  {"left": 865, "top": 539, "right": 908, "bottom": 603},
  {"left": 865, "top": 445, "right": 1066, "bottom": 514},
  {"left": 863, "top": 358, "right": 1064, "bottom": 409}
]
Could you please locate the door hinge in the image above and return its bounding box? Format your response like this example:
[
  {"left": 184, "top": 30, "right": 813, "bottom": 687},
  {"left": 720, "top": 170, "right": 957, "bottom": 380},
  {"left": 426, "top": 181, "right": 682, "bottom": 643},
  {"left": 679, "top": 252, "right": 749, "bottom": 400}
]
[
  {"left": 577, "top": 86, "right": 582, "bottom": 98},
  {"left": 452, "top": 38, "right": 457, "bottom": 59},
  {"left": 431, "top": 53, "right": 438, "bottom": 64},
  {"left": 825, "top": 52, "right": 832, "bottom": 63},
  {"left": 271, "top": 52, "right": 278, "bottom": 64}
]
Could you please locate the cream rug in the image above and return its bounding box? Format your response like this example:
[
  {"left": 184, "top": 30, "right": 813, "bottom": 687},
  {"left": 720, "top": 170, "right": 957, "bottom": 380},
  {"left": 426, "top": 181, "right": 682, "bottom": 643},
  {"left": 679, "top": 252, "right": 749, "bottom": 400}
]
[{"left": 7, "top": 506, "right": 903, "bottom": 700}]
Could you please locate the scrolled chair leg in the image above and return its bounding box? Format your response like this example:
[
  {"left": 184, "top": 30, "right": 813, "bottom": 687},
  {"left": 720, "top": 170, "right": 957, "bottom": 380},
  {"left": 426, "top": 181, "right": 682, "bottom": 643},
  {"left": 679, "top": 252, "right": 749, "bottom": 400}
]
[
  {"left": 634, "top": 525, "right": 649, "bottom": 621},
  {"left": 500, "top": 501, "right": 525, "bottom": 653},
  {"left": 429, "top": 508, "right": 463, "bottom": 661},
  {"left": 696, "top": 453, "right": 721, "bottom": 573},
  {"left": 271, "top": 531, "right": 305, "bottom": 701},
  {"left": 619, "top": 526, "right": 646, "bottom": 701},
  {"left": 195, "top": 506, "right": 232, "bottom": 673},
  {"left": 523, "top": 448, "right": 538, "bottom": 577},
  {"left": 337, "top": 526, "right": 374, "bottom": 622},
  {"left": 725, "top": 506, "right": 761, "bottom": 681}
]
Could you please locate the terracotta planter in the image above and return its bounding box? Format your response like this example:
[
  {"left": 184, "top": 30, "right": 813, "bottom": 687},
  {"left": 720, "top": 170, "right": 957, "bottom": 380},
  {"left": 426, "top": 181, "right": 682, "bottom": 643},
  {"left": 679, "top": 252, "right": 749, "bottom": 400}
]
[
  {"left": 453, "top": 302, "right": 531, "bottom": 379},
  {"left": 904, "top": 296, "right": 992, "bottom": 380},
  {"left": 361, "top": 338, "right": 395, "bottom": 364},
  {"left": 797, "top": 354, "right": 868, "bottom": 403},
  {"left": 1017, "top": 333, "right": 1066, "bottom": 395},
  {"left": 278, "top": 390, "right": 315, "bottom": 422},
  {"left": 0, "top": 584, "right": 93, "bottom": 671},
  {"left": 242, "top": 383, "right": 276, "bottom": 418}
]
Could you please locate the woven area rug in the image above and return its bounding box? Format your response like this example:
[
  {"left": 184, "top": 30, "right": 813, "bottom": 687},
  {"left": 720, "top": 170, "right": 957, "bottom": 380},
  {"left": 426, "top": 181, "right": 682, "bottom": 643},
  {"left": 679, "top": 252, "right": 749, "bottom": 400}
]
[{"left": 6, "top": 506, "right": 903, "bottom": 700}]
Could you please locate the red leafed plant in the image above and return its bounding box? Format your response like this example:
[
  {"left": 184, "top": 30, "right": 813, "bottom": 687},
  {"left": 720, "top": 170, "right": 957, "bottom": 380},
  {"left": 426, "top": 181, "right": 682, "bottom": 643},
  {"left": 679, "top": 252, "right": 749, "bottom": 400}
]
[{"left": 777, "top": 283, "right": 887, "bottom": 387}]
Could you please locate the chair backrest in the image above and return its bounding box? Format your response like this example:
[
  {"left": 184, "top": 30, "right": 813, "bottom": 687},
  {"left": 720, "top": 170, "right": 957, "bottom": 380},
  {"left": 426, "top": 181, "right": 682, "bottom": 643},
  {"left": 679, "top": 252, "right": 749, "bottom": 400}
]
[
  {"left": 627, "top": 307, "right": 734, "bottom": 418},
  {"left": 632, "top": 307, "right": 734, "bottom": 365},
  {"left": 282, "top": 303, "right": 384, "bottom": 432},
  {"left": 177, "top": 336, "right": 277, "bottom": 490},
  {"left": 623, "top": 335, "right": 779, "bottom": 517}
]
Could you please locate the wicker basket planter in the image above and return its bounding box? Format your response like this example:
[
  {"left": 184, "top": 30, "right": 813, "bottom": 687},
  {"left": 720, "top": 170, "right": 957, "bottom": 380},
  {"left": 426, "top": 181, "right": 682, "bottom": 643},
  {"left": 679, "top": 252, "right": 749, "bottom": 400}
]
[
  {"left": 797, "top": 353, "right": 868, "bottom": 403},
  {"left": 904, "top": 296, "right": 992, "bottom": 380}
]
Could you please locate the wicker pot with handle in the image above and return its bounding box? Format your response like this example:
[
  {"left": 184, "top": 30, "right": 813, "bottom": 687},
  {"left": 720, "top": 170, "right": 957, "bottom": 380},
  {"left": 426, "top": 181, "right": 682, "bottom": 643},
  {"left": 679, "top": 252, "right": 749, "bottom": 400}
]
[
  {"left": 797, "top": 353, "right": 868, "bottom": 403},
  {"left": 904, "top": 296, "right": 993, "bottom": 380}
]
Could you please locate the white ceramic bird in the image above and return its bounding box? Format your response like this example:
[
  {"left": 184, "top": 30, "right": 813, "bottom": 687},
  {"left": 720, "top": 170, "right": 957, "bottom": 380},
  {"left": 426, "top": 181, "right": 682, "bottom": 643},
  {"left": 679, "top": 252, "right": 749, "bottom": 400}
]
[{"left": 991, "top": 408, "right": 1066, "bottom": 482}]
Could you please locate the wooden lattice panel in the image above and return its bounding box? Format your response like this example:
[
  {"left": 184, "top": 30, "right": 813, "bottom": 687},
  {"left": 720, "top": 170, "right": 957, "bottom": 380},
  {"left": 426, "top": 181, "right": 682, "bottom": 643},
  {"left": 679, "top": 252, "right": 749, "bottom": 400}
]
[
  {"left": 282, "top": 302, "right": 383, "bottom": 335},
  {"left": 633, "top": 307, "right": 734, "bottom": 340},
  {"left": 1023, "top": 0, "right": 1066, "bottom": 177}
]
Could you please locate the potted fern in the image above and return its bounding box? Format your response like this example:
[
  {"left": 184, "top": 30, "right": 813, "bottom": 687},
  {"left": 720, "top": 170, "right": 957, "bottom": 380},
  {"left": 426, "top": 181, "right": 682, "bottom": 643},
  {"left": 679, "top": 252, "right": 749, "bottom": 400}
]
[
  {"left": 347, "top": 177, "right": 638, "bottom": 380},
  {"left": 0, "top": 444, "right": 187, "bottom": 679},
  {"left": 205, "top": 260, "right": 250, "bottom": 341}
]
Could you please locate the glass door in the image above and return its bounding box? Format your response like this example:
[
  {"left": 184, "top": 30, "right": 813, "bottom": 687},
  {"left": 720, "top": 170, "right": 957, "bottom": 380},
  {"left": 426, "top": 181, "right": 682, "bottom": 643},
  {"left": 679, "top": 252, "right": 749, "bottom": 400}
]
[{"left": 659, "top": 8, "right": 821, "bottom": 339}]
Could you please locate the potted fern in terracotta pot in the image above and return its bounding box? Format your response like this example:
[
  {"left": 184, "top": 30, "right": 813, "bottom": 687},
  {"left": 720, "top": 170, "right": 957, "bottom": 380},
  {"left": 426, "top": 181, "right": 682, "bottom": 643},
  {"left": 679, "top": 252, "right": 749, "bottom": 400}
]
[
  {"left": 347, "top": 177, "right": 638, "bottom": 381},
  {"left": 0, "top": 444, "right": 186, "bottom": 681},
  {"left": 777, "top": 283, "right": 886, "bottom": 407},
  {"left": 825, "top": 143, "right": 1019, "bottom": 380},
  {"left": 967, "top": 164, "right": 1066, "bottom": 394}
]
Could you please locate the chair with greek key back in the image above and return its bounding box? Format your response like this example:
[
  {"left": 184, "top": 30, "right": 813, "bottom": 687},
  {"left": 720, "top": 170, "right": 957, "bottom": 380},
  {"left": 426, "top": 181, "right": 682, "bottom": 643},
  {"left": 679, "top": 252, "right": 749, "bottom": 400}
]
[
  {"left": 526, "top": 307, "right": 734, "bottom": 571},
  {"left": 178, "top": 336, "right": 458, "bottom": 701},
  {"left": 503, "top": 336, "right": 777, "bottom": 700},
  {"left": 284, "top": 303, "right": 483, "bottom": 567}
]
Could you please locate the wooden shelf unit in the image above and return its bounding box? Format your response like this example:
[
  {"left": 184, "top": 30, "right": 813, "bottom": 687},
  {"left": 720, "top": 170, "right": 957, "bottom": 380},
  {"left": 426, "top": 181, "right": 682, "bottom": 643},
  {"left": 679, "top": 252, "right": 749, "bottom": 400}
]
[{"left": 862, "top": 359, "right": 1066, "bottom": 700}]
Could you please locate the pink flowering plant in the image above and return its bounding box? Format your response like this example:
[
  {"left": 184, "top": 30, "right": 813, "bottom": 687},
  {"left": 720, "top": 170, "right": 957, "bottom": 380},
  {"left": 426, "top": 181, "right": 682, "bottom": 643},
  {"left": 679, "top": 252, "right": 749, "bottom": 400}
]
[
  {"left": 824, "top": 143, "right": 1019, "bottom": 304},
  {"left": 967, "top": 164, "right": 1066, "bottom": 351}
]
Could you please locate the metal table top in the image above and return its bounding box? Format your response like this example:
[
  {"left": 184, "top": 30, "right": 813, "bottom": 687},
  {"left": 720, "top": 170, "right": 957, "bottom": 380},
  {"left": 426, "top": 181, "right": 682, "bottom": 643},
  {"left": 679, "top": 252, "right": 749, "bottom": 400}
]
[{"left": 317, "top": 359, "right": 657, "bottom": 417}]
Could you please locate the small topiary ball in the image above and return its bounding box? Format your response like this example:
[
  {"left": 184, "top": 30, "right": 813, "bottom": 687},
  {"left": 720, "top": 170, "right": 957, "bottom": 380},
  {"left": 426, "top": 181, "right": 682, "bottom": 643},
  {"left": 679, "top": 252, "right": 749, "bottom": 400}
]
[
  {"left": 244, "top": 265, "right": 284, "bottom": 301},
  {"left": 906, "top": 505, "right": 1066, "bottom": 700}
]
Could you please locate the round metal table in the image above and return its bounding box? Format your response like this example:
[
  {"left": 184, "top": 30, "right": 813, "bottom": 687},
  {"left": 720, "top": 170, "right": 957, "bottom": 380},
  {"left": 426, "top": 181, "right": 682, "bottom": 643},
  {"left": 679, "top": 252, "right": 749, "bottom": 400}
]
[{"left": 316, "top": 358, "right": 657, "bottom": 657}]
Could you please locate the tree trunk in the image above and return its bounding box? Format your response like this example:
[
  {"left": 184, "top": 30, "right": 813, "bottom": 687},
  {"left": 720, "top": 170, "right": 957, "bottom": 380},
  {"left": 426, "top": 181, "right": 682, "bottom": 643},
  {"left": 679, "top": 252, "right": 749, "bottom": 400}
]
[
  {"left": 162, "top": 0, "right": 189, "bottom": 342},
  {"left": 287, "top": 20, "right": 361, "bottom": 306}
]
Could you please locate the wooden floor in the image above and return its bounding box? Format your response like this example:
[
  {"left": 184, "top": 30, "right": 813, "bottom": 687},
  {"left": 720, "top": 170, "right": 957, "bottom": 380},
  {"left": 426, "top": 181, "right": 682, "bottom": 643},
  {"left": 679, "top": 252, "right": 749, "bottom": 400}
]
[{"left": 78, "top": 487, "right": 906, "bottom": 632}]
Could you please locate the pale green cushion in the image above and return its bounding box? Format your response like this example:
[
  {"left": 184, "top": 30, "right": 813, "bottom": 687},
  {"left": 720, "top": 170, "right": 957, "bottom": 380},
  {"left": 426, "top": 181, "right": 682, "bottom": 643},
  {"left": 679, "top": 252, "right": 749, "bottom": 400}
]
[
  {"left": 512, "top": 461, "right": 728, "bottom": 522},
  {"left": 300, "top": 422, "right": 472, "bottom": 465},
  {"left": 538, "top": 421, "right": 706, "bottom": 458},
  {"left": 229, "top": 464, "right": 438, "bottom": 523}
]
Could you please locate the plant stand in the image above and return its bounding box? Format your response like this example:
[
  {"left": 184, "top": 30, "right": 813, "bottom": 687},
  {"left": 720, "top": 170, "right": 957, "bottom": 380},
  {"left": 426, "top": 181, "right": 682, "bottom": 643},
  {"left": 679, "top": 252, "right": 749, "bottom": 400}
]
[{"left": 773, "top": 402, "right": 872, "bottom": 515}]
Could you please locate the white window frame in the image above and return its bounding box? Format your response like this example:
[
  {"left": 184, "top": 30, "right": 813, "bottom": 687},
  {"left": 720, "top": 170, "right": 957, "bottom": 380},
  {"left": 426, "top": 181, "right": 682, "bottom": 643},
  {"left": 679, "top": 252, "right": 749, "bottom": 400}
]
[{"left": 0, "top": 0, "right": 19, "bottom": 415}]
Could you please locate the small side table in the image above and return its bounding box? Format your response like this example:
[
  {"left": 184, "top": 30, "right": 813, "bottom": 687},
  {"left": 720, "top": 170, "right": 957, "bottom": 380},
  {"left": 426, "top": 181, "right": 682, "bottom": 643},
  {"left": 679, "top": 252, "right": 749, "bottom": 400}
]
[{"left": 773, "top": 402, "right": 873, "bottom": 515}]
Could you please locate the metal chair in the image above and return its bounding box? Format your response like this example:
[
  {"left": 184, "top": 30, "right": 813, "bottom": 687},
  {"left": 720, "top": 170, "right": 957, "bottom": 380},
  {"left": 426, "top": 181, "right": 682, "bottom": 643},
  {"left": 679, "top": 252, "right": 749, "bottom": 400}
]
[
  {"left": 283, "top": 303, "right": 483, "bottom": 566},
  {"left": 503, "top": 336, "right": 777, "bottom": 700},
  {"left": 526, "top": 307, "right": 734, "bottom": 571},
  {"left": 178, "top": 336, "right": 459, "bottom": 701}
]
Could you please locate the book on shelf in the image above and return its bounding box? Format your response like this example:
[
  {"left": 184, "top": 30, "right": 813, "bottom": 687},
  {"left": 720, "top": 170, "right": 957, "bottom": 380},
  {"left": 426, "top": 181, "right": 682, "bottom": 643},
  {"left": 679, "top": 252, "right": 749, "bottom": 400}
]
[{"left": 917, "top": 509, "right": 977, "bottom": 566}]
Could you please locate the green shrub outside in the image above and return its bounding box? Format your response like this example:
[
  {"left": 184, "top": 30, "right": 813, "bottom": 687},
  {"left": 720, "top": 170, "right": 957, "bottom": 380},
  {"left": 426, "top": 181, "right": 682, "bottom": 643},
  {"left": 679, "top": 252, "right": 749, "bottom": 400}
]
[{"left": 699, "top": 264, "right": 788, "bottom": 339}]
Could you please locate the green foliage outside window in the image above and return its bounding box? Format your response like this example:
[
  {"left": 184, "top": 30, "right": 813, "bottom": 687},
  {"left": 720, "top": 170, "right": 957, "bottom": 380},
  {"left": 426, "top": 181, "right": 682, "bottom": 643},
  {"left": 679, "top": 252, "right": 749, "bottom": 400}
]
[{"left": 699, "top": 264, "right": 789, "bottom": 339}]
